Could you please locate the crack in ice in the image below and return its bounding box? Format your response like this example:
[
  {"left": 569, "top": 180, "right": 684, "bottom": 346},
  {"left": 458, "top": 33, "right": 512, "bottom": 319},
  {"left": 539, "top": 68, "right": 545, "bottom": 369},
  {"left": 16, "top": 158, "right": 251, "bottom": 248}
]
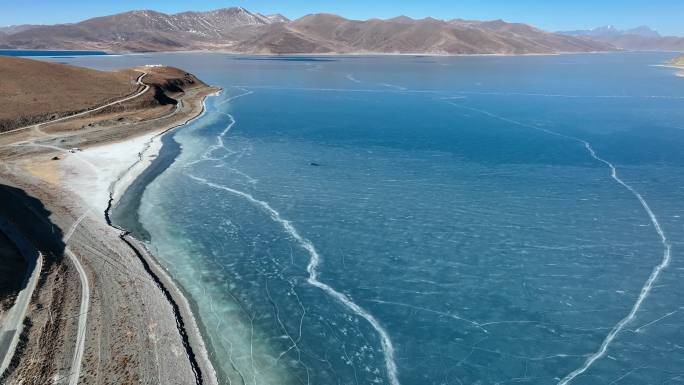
[
  {"left": 443, "top": 100, "right": 673, "bottom": 385},
  {"left": 368, "top": 299, "right": 488, "bottom": 334},
  {"left": 633, "top": 310, "right": 678, "bottom": 333},
  {"left": 186, "top": 174, "right": 402, "bottom": 385},
  {"left": 346, "top": 74, "right": 362, "bottom": 84}
]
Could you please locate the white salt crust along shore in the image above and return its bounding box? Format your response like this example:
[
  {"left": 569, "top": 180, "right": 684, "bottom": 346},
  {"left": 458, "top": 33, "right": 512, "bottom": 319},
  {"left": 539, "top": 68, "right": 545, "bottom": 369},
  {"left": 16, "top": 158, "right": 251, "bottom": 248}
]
[
  {"left": 56, "top": 94, "right": 220, "bottom": 385},
  {"left": 60, "top": 132, "right": 158, "bottom": 213}
]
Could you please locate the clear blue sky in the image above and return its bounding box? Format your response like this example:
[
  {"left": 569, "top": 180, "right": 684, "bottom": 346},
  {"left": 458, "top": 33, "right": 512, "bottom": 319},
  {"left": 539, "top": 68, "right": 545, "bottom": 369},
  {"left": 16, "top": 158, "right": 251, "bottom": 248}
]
[{"left": 3, "top": 0, "right": 684, "bottom": 36}]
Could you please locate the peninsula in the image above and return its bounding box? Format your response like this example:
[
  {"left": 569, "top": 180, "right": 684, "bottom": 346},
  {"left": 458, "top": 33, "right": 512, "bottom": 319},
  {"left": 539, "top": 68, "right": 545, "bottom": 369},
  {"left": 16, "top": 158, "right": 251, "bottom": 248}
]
[{"left": 0, "top": 56, "right": 219, "bottom": 384}]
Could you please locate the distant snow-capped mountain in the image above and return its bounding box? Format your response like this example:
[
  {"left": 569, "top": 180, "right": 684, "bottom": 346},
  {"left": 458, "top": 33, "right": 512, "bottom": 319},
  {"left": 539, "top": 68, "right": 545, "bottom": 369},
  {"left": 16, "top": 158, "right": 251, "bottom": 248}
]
[
  {"left": 560, "top": 25, "right": 661, "bottom": 38},
  {"left": 559, "top": 25, "right": 684, "bottom": 51}
]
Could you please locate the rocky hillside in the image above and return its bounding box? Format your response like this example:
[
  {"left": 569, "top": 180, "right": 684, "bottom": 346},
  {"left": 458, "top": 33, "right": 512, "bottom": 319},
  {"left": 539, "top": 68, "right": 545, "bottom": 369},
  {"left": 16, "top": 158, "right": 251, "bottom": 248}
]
[
  {"left": 0, "top": 7, "right": 612, "bottom": 54},
  {"left": 138, "top": 66, "right": 207, "bottom": 107}
]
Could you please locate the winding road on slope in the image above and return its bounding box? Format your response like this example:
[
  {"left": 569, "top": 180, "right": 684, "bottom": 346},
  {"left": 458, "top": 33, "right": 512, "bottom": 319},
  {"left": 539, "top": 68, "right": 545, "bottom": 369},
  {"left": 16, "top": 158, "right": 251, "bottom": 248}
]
[
  {"left": 0, "top": 71, "right": 150, "bottom": 137},
  {"left": 63, "top": 212, "right": 90, "bottom": 385},
  {"left": 0, "top": 72, "right": 150, "bottom": 383}
]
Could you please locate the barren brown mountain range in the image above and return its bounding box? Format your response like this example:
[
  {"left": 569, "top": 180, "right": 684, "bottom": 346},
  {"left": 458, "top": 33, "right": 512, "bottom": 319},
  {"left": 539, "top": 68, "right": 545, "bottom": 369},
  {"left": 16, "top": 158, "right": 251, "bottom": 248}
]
[{"left": 0, "top": 7, "right": 613, "bottom": 54}]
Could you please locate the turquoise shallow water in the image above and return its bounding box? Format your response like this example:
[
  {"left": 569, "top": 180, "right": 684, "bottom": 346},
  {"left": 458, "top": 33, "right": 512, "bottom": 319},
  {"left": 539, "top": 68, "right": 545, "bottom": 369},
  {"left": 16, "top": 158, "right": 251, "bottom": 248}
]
[{"left": 63, "top": 53, "right": 684, "bottom": 384}]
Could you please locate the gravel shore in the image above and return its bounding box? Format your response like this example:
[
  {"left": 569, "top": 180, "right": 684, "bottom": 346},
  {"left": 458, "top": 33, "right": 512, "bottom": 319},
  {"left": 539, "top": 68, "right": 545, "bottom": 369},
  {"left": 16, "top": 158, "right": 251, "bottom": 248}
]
[{"left": 0, "top": 64, "right": 220, "bottom": 385}]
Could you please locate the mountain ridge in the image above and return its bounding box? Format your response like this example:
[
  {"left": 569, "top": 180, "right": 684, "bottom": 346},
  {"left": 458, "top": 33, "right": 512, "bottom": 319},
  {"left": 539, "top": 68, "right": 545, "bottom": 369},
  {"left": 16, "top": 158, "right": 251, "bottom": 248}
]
[
  {"left": 559, "top": 25, "right": 684, "bottom": 51},
  {"left": 0, "top": 7, "right": 613, "bottom": 54},
  {"left": 560, "top": 25, "right": 661, "bottom": 38}
]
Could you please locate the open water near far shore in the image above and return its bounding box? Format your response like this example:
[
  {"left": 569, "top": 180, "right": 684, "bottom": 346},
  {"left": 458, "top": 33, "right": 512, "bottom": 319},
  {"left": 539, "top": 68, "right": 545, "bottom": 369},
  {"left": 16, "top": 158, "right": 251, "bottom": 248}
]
[{"left": 55, "top": 52, "right": 684, "bottom": 385}]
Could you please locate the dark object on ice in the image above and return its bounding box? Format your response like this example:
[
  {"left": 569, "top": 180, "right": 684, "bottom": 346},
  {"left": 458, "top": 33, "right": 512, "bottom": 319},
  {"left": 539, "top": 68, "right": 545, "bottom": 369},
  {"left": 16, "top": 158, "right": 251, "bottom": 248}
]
[
  {"left": 51, "top": 156, "right": 60, "bottom": 161},
  {"left": 310, "top": 162, "right": 321, "bottom": 167}
]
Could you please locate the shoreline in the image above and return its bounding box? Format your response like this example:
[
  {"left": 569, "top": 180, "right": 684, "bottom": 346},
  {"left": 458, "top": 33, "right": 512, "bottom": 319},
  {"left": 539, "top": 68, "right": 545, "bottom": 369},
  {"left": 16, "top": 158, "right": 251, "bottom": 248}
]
[
  {"left": 7, "top": 49, "right": 671, "bottom": 61},
  {"left": 65, "top": 87, "right": 222, "bottom": 384},
  {"left": 674, "top": 65, "right": 684, "bottom": 77},
  {"left": 62, "top": 87, "right": 222, "bottom": 384},
  {"left": 0, "top": 63, "right": 222, "bottom": 383},
  {"left": 105, "top": 90, "right": 221, "bottom": 385},
  {"left": 652, "top": 63, "right": 684, "bottom": 77},
  {"left": 123, "top": 48, "right": 620, "bottom": 57}
]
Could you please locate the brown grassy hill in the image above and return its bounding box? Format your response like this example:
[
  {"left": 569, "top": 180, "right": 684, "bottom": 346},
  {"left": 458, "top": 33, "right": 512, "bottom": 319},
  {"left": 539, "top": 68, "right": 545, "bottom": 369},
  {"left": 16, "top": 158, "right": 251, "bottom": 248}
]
[{"left": 0, "top": 56, "right": 140, "bottom": 132}]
